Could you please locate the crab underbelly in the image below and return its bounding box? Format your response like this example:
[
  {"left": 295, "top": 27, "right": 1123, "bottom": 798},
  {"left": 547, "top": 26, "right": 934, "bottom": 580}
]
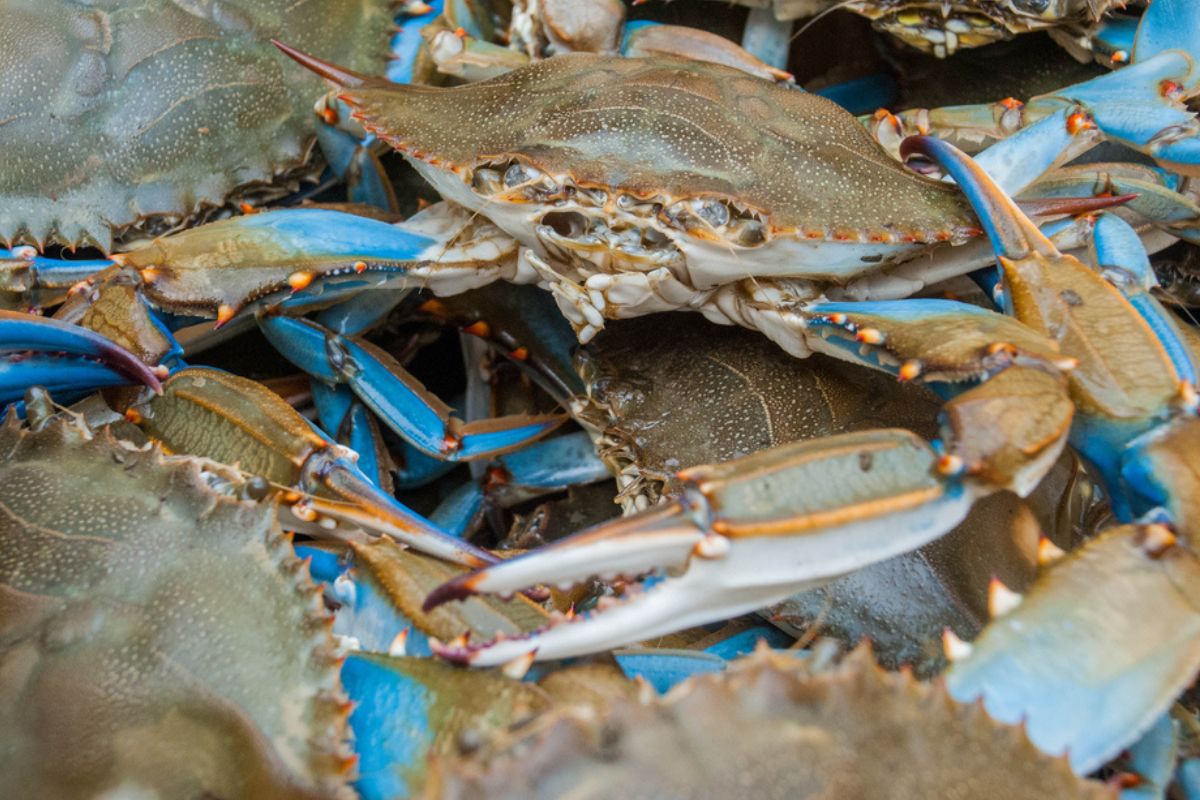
[{"left": 411, "top": 157, "right": 926, "bottom": 289}]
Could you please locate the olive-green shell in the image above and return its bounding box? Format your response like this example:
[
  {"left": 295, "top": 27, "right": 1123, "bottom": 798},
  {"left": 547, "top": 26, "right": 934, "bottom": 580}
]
[
  {"left": 424, "top": 646, "right": 1113, "bottom": 799},
  {"left": 0, "top": 417, "right": 350, "bottom": 798},
  {"left": 0, "top": 0, "right": 393, "bottom": 251},
  {"left": 344, "top": 54, "right": 976, "bottom": 240}
]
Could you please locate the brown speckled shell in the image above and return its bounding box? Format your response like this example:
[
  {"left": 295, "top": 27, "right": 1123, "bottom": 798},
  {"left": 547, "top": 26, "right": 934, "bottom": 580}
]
[
  {"left": 0, "top": 0, "right": 393, "bottom": 251},
  {"left": 344, "top": 54, "right": 977, "bottom": 241}
]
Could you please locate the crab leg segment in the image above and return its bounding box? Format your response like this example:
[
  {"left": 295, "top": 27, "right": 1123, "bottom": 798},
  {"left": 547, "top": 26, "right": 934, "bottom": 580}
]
[
  {"left": 259, "top": 315, "right": 564, "bottom": 460},
  {"left": 0, "top": 311, "right": 162, "bottom": 402},
  {"left": 136, "top": 367, "right": 497, "bottom": 568}
]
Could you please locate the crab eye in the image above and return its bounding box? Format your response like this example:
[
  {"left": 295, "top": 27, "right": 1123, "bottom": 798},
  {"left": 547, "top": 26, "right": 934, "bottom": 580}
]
[
  {"left": 471, "top": 167, "right": 503, "bottom": 194},
  {"left": 1013, "top": 0, "right": 1052, "bottom": 13},
  {"left": 691, "top": 198, "right": 731, "bottom": 229},
  {"left": 503, "top": 163, "right": 544, "bottom": 188},
  {"left": 727, "top": 217, "right": 766, "bottom": 246}
]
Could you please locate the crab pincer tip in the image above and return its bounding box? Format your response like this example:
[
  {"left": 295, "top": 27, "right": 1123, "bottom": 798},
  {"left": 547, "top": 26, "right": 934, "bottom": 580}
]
[
  {"left": 422, "top": 574, "right": 481, "bottom": 613},
  {"left": 427, "top": 636, "right": 474, "bottom": 665},
  {"left": 271, "top": 40, "right": 369, "bottom": 88},
  {"left": 93, "top": 339, "right": 163, "bottom": 395}
]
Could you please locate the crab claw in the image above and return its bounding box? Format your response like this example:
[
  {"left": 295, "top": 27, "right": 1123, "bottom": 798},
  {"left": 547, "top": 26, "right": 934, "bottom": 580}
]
[
  {"left": 0, "top": 311, "right": 162, "bottom": 402},
  {"left": 426, "top": 429, "right": 982, "bottom": 666},
  {"left": 906, "top": 135, "right": 1198, "bottom": 520}
]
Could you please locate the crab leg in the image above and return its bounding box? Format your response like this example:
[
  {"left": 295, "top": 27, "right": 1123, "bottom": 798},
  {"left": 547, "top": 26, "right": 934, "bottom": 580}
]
[
  {"left": 311, "top": 382, "right": 394, "bottom": 491},
  {"left": 868, "top": 0, "right": 1200, "bottom": 176},
  {"left": 259, "top": 315, "right": 564, "bottom": 461},
  {"left": 424, "top": 428, "right": 981, "bottom": 665},
  {"left": 0, "top": 247, "right": 112, "bottom": 312}
]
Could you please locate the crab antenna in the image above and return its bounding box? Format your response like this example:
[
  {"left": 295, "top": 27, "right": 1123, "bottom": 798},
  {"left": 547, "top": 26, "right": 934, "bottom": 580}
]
[{"left": 271, "top": 40, "right": 370, "bottom": 88}]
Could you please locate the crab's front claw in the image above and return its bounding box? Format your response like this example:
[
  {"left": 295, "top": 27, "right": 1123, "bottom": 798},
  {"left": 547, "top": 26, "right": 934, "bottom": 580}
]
[
  {"left": 259, "top": 315, "right": 565, "bottom": 461},
  {"left": 0, "top": 311, "right": 162, "bottom": 402},
  {"left": 801, "top": 298, "right": 1076, "bottom": 496},
  {"left": 426, "top": 429, "right": 983, "bottom": 666}
]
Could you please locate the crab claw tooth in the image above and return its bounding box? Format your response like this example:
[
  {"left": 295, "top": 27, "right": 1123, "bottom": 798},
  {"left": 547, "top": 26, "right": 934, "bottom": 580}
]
[
  {"left": 987, "top": 576, "right": 1023, "bottom": 618},
  {"left": 1037, "top": 536, "right": 1066, "bottom": 566},
  {"left": 942, "top": 628, "right": 974, "bottom": 662},
  {"left": 272, "top": 41, "right": 371, "bottom": 88},
  {"left": 422, "top": 500, "right": 704, "bottom": 613},
  {"left": 501, "top": 649, "right": 537, "bottom": 680},
  {"left": 901, "top": 135, "right": 1059, "bottom": 261},
  {"left": 387, "top": 628, "right": 409, "bottom": 657},
  {"left": 0, "top": 311, "right": 162, "bottom": 399}
]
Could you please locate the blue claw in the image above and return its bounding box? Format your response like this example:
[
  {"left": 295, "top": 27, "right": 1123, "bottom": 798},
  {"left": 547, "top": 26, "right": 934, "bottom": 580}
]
[
  {"left": 494, "top": 431, "right": 611, "bottom": 494},
  {"left": 315, "top": 287, "right": 410, "bottom": 336},
  {"left": 314, "top": 121, "right": 398, "bottom": 212},
  {"left": 394, "top": 440, "right": 459, "bottom": 489},
  {"left": 0, "top": 312, "right": 162, "bottom": 401},
  {"left": 429, "top": 481, "right": 485, "bottom": 539},
  {"left": 260, "top": 315, "right": 563, "bottom": 461}
]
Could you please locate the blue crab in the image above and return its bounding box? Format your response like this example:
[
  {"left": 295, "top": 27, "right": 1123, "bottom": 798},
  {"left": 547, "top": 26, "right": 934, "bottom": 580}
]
[
  {"left": 0, "top": 0, "right": 397, "bottom": 252},
  {"left": 647, "top": 0, "right": 1125, "bottom": 59},
  {"left": 412, "top": 129, "right": 1197, "bottom": 686},
  {"left": 0, "top": 410, "right": 638, "bottom": 798},
  {"left": 826, "top": 0, "right": 1123, "bottom": 58},
  {"left": 269, "top": 0, "right": 1198, "bottom": 349}
]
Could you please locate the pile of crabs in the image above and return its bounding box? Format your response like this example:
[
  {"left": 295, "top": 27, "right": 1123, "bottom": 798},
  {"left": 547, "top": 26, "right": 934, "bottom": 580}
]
[{"left": 6, "top": 0, "right": 1200, "bottom": 796}]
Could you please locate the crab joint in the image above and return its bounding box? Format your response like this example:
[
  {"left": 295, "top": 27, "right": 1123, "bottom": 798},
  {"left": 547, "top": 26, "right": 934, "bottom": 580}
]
[
  {"left": 287, "top": 271, "right": 315, "bottom": 292},
  {"left": 936, "top": 453, "right": 964, "bottom": 477},
  {"left": 1066, "top": 111, "right": 1096, "bottom": 135},
  {"left": 215, "top": 304, "right": 237, "bottom": 327},
  {"left": 855, "top": 327, "right": 884, "bottom": 345},
  {"left": 463, "top": 320, "right": 491, "bottom": 338},
  {"left": 1139, "top": 524, "right": 1178, "bottom": 558},
  {"left": 693, "top": 533, "right": 731, "bottom": 559}
]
